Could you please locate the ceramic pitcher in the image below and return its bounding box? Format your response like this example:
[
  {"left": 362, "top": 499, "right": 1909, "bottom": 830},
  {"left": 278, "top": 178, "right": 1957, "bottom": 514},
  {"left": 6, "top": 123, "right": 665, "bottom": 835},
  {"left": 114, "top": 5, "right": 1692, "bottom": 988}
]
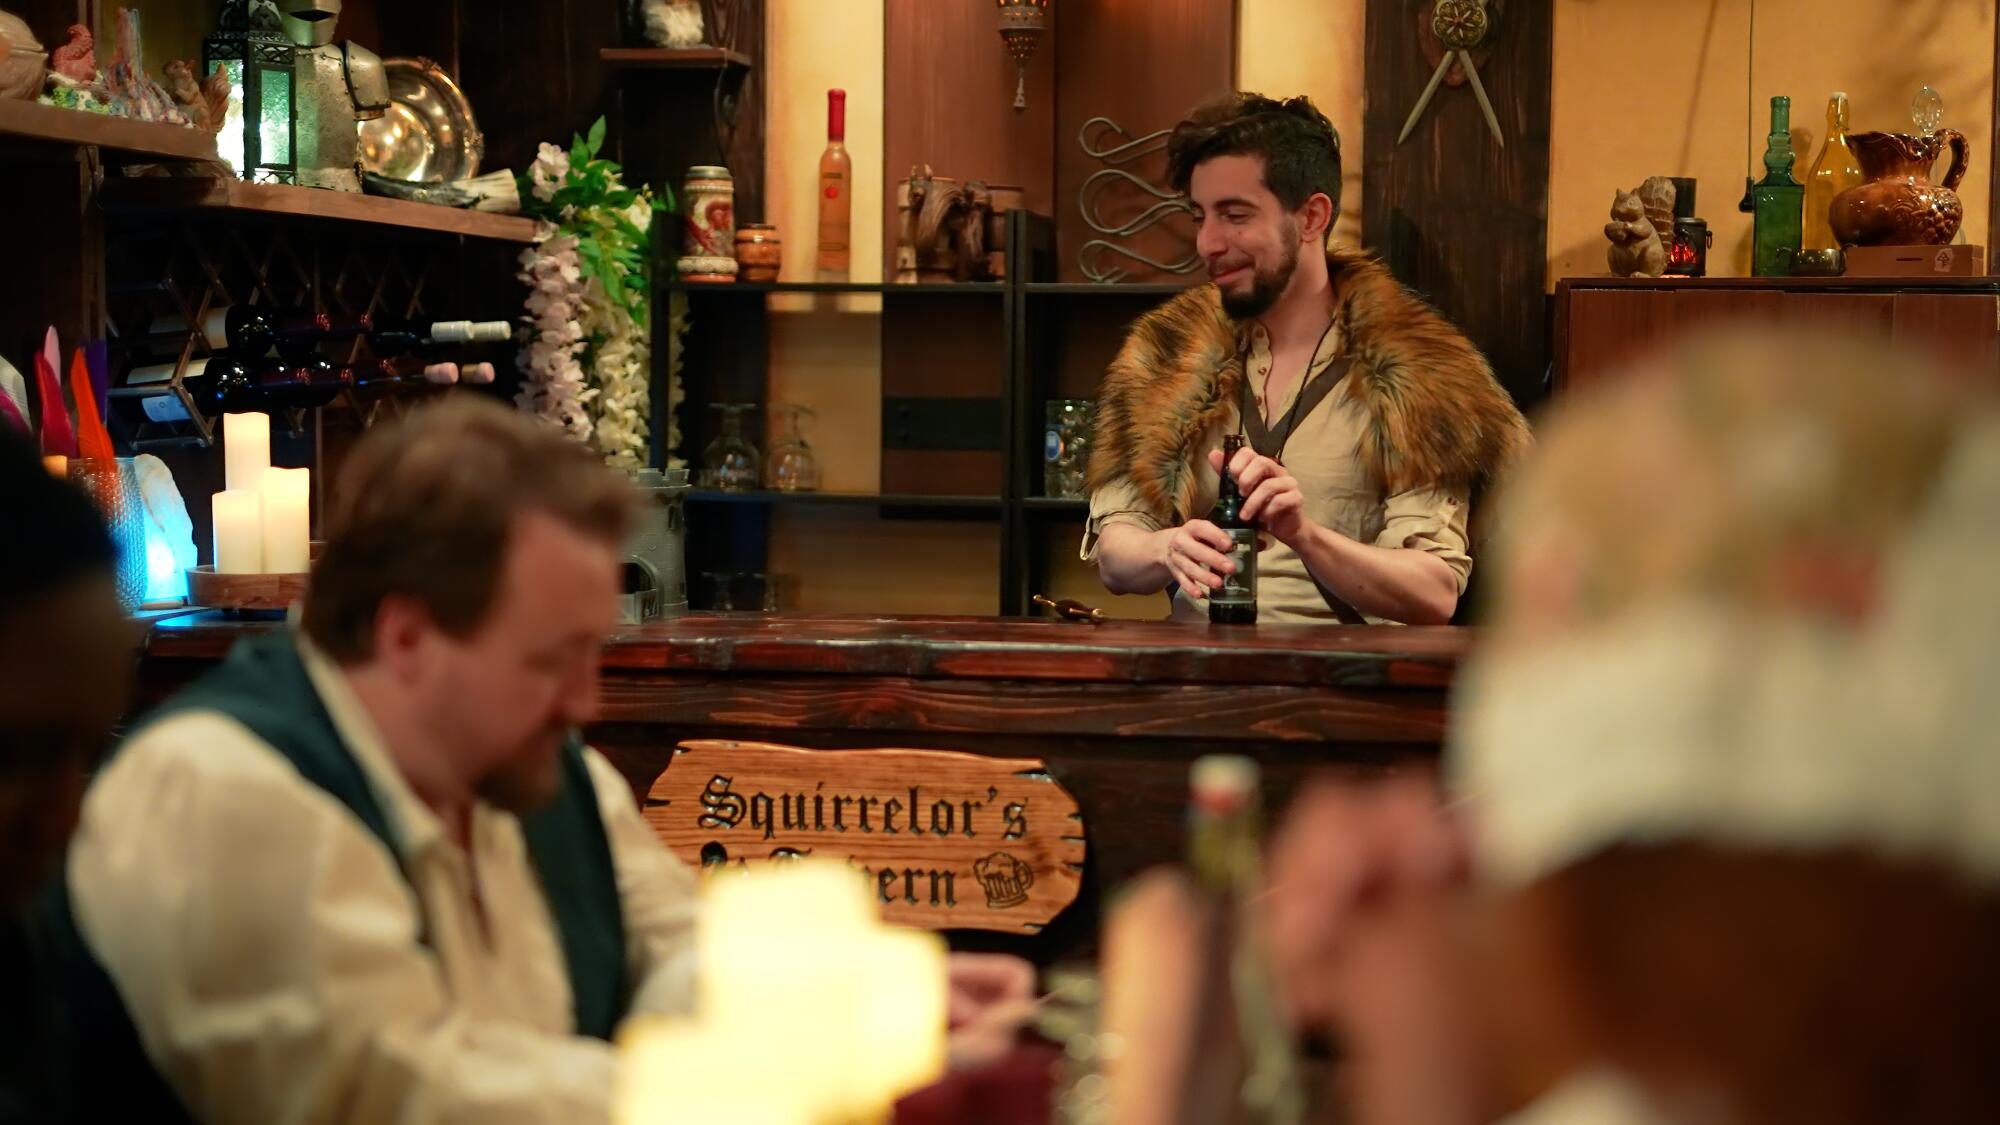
[{"left": 1829, "top": 130, "right": 1970, "bottom": 246}]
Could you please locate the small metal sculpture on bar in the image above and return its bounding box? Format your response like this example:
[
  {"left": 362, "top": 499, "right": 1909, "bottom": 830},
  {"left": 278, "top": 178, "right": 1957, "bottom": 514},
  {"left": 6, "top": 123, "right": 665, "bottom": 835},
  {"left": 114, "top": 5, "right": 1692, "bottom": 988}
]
[
  {"left": 1074, "top": 117, "right": 1200, "bottom": 284},
  {"left": 996, "top": 0, "right": 1048, "bottom": 112},
  {"left": 1397, "top": 0, "right": 1505, "bottom": 149}
]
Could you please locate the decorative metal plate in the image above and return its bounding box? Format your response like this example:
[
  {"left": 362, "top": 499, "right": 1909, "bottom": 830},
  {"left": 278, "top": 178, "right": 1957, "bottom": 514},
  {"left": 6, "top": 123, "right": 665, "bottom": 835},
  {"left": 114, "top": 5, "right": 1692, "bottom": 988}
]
[{"left": 356, "top": 57, "right": 484, "bottom": 183}]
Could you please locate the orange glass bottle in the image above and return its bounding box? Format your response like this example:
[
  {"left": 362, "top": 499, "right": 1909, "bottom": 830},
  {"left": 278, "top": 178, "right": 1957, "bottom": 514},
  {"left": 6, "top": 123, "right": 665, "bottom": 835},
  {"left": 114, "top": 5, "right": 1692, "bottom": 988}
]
[{"left": 816, "top": 88, "right": 852, "bottom": 280}]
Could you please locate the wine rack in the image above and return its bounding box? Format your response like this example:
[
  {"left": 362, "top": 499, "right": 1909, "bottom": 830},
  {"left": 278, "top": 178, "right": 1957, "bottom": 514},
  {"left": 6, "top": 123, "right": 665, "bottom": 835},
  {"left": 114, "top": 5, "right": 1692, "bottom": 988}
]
[{"left": 103, "top": 204, "right": 505, "bottom": 449}]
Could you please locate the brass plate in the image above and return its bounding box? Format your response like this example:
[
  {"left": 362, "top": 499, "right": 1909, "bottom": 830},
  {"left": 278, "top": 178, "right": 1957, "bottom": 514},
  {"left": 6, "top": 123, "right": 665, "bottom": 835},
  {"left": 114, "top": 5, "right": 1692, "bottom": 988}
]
[{"left": 357, "top": 57, "right": 484, "bottom": 183}]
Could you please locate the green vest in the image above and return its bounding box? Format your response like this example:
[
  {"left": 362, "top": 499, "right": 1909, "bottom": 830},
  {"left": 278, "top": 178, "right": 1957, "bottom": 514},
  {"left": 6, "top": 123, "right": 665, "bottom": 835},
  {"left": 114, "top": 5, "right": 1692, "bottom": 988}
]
[{"left": 40, "top": 631, "right": 628, "bottom": 1121}]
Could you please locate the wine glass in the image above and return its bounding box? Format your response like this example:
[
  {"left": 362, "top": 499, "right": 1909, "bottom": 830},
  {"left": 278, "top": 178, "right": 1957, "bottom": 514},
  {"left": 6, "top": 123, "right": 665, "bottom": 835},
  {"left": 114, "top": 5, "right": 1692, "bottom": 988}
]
[
  {"left": 767, "top": 404, "right": 821, "bottom": 492},
  {"left": 701, "top": 403, "right": 762, "bottom": 490}
]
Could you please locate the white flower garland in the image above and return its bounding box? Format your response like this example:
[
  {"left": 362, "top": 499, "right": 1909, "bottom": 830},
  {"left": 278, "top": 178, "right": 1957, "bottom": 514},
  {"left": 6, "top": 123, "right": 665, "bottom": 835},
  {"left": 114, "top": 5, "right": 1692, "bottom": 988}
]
[{"left": 515, "top": 133, "right": 669, "bottom": 469}]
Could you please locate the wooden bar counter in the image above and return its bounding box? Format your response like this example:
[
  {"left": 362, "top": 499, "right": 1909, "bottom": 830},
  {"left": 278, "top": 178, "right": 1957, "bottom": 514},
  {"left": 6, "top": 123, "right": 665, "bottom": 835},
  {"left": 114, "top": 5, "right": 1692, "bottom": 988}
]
[{"left": 135, "top": 612, "right": 1466, "bottom": 961}]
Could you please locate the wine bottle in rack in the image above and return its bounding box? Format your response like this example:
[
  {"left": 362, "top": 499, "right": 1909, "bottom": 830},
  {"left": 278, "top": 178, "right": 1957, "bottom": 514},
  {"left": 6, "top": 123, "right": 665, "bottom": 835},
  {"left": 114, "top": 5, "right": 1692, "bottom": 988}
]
[
  {"left": 368, "top": 319, "right": 513, "bottom": 386},
  {"left": 145, "top": 306, "right": 275, "bottom": 359}
]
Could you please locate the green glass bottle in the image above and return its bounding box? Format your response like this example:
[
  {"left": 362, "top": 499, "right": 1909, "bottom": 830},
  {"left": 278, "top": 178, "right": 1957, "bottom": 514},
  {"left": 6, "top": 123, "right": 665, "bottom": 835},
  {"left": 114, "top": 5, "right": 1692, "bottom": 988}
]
[{"left": 1743, "top": 95, "right": 1805, "bottom": 276}]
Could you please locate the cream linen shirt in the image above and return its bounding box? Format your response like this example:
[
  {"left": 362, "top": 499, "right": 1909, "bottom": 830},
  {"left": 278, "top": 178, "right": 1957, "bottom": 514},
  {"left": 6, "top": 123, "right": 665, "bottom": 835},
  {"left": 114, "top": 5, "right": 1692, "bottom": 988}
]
[
  {"left": 1083, "top": 319, "right": 1474, "bottom": 624},
  {"left": 67, "top": 639, "right": 699, "bottom": 1125}
]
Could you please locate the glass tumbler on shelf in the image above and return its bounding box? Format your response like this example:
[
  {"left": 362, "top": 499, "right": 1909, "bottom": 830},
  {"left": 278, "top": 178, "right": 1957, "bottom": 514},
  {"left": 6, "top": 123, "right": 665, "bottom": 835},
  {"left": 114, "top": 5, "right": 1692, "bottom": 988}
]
[
  {"left": 702, "top": 571, "right": 738, "bottom": 611},
  {"left": 1043, "top": 399, "right": 1095, "bottom": 499},
  {"left": 69, "top": 457, "right": 152, "bottom": 612},
  {"left": 701, "top": 403, "right": 762, "bottom": 490},
  {"left": 767, "top": 404, "right": 821, "bottom": 492}
]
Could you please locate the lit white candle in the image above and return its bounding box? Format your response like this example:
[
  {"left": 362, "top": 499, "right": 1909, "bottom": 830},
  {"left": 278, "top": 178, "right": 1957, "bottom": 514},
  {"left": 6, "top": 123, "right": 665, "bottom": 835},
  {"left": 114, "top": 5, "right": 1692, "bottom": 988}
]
[
  {"left": 223, "top": 413, "right": 270, "bottom": 493},
  {"left": 212, "top": 489, "right": 263, "bottom": 574},
  {"left": 259, "top": 466, "right": 311, "bottom": 573},
  {"left": 691, "top": 861, "right": 948, "bottom": 1121},
  {"left": 614, "top": 1018, "right": 810, "bottom": 1125}
]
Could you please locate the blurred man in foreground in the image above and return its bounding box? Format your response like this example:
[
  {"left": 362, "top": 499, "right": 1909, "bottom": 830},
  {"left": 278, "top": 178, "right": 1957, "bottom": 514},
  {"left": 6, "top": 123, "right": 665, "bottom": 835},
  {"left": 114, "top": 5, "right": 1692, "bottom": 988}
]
[
  {"left": 0, "top": 432, "right": 132, "bottom": 1123},
  {"left": 49, "top": 396, "right": 1029, "bottom": 1124},
  {"left": 1268, "top": 330, "right": 2000, "bottom": 1124}
]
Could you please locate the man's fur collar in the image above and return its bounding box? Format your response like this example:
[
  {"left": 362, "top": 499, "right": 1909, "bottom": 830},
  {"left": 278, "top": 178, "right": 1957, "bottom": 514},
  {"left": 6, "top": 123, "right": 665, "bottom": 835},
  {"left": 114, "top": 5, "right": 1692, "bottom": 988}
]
[{"left": 1087, "top": 246, "right": 1532, "bottom": 525}]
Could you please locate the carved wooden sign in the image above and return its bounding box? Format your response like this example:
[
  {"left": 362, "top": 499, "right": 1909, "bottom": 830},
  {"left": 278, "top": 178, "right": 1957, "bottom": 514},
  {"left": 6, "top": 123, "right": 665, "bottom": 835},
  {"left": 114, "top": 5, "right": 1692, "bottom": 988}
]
[{"left": 644, "top": 740, "right": 1086, "bottom": 933}]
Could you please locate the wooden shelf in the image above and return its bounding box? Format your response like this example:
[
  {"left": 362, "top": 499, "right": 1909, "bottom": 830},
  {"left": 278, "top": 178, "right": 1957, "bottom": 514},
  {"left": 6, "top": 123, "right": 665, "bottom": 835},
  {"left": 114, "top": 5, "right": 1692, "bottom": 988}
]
[
  {"left": 601, "top": 47, "right": 753, "bottom": 70},
  {"left": 1020, "top": 496, "right": 1088, "bottom": 513},
  {"left": 0, "top": 98, "right": 219, "bottom": 162},
  {"left": 98, "top": 177, "right": 541, "bottom": 243},
  {"left": 667, "top": 280, "right": 1004, "bottom": 295},
  {"left": 689, "top": 489, "right": 1004, "bottom": 511}
]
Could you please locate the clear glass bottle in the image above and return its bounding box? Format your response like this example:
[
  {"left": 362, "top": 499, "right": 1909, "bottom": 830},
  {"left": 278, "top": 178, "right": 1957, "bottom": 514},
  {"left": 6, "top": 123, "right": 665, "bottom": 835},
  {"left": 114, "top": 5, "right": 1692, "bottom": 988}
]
[
  {"left": 816, "top": 89, "right": 852, "bottom": 281},
  {"left": 1803, "top": 92, "right": 1864, "bottom": 250}
]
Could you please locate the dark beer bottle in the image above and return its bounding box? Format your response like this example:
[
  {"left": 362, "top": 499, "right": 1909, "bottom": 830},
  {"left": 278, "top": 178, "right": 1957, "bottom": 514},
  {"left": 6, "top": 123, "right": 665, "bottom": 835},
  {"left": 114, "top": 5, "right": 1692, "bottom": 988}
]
[{"left": 1209, "top": 433, "right": 1258, "bottom": 625}]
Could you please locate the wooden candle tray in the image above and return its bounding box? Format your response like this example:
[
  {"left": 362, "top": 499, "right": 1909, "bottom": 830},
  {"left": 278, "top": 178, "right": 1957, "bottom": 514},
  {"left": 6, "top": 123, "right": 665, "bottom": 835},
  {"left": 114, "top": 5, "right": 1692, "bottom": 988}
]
[{"left": 186, "top": 566, "right": 310, "bottom": 611}]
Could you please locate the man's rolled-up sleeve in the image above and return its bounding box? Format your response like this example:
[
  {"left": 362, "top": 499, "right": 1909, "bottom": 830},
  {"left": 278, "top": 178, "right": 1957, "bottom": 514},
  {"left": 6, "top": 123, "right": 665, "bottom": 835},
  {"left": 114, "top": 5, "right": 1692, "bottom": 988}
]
[
  {"left": 1080, "top": 476, "right": 1165, "bottom": 563},
  {"left": 1373, "top": 485, "right": 1475, "bottom": 593}
]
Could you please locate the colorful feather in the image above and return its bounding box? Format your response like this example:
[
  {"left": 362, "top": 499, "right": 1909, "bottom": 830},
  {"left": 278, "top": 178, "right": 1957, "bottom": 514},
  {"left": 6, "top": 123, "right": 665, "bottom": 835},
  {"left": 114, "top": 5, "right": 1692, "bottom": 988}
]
[
  {"left": 34, "top": 328, "right": 78, "bottom": 458},
  {"left": 0, "top": 354, "right": 29, "bottom": 435},
  {"left": 70, "top": 347, "right": 115, "bottom": 459}
]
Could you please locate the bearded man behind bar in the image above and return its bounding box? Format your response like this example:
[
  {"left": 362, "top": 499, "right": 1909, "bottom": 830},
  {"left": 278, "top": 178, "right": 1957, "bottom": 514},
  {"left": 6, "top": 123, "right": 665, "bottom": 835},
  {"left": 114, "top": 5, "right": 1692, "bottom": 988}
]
[{"left": 1084, "top": 93, "right": 1530, "bottom": 624}]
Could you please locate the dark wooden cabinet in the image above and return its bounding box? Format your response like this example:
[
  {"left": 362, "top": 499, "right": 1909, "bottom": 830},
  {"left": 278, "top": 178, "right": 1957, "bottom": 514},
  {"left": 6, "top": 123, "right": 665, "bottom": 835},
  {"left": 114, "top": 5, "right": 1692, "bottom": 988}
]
[{"left": 1555, "top": 276, "right": 2000, "bottom": 393}]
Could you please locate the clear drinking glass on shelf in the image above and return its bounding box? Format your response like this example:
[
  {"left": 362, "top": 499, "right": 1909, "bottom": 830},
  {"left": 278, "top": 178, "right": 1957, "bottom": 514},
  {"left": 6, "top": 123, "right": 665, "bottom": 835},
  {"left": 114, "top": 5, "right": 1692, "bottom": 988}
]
[
  {"left": 737, "top": 572, "right": 791, "bottom": 612},
  {"left": 702, "top": 571, "right": 737, "bottom": 611},
  {"left": 701, "top": 403, "right": 762, "bottom": 490},
  {"left": 1043, "top": 399, "right": 1095, "bottom": 499},
  {"left": 767, "top": 404, "right": 821, "bottom": 492}
]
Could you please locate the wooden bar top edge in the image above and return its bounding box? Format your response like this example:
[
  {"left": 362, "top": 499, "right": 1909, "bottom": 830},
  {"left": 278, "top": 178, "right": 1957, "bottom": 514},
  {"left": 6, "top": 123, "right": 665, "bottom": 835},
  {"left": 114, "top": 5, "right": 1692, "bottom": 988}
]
[{"left": 142, "top": 612, "right": 1468, "bottom": 689}]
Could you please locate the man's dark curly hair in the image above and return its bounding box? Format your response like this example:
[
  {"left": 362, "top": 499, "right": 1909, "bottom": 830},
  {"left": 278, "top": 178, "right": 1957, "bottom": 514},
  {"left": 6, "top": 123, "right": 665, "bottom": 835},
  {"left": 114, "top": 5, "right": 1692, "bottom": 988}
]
[{"left": 1165, "top": 92, "right": 1342, "bottom": 224}]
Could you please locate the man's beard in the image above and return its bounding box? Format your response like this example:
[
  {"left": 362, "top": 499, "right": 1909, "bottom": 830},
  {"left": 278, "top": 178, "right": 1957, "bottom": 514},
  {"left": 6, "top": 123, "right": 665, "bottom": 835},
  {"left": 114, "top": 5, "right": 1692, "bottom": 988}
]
[
  {"left": 475, "top": 730, "right": 568, "bottom": 814},
  {"left": 1217, "top": 224, "right": 1302, "bottom": 319}
]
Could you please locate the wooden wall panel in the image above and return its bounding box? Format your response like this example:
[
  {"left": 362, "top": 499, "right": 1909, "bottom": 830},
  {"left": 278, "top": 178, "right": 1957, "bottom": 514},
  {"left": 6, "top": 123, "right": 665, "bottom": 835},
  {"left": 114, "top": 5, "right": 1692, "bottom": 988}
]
[
  {"left": 881, "top": 0, "right": 1055, "bottom": 278},
  {"left": 1052, "top": 0, "right": 1236, "bottom": 283},
  {"left": 1363, "top": 0, "right": 1553, "bottom": 408},
  {"left": 880, "top": 297, "right": 1007, "bottom": 495}
]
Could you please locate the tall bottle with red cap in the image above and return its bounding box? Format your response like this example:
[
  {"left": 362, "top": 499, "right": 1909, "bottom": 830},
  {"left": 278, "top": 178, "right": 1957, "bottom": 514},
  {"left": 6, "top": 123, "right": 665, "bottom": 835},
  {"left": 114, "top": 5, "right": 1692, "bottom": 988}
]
[{"left": 817, "top": 88, "right": 852, "bottom": 281}]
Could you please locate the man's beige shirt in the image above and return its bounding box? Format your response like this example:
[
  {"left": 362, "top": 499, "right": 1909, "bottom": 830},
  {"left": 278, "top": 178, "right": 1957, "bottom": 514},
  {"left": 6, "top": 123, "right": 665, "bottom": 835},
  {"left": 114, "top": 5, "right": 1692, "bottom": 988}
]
[
  {"left": 1083, "top": 318, "right": 1473, "bottom": 624},
  {"left": 67, "top": 639, "right": 699, "bottom": 1125}
]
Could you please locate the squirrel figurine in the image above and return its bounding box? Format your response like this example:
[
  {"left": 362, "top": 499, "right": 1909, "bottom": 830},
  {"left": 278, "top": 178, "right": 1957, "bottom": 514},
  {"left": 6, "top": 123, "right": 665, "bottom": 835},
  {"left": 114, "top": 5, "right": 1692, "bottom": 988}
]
[{"left": 1606, "top": 188, "right": 1667, "bottom": 277}]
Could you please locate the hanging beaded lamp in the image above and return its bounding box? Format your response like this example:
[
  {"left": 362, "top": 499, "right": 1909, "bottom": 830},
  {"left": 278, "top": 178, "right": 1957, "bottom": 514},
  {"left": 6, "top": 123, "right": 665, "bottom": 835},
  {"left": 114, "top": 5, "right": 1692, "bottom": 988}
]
[{"left": 996, "top": 0, "right": 1049, "bottom": 112}]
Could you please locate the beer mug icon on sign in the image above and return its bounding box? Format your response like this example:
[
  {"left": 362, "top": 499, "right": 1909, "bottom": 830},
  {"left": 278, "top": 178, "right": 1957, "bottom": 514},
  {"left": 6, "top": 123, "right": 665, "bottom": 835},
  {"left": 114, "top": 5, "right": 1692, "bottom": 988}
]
[{"left": 973, "top": 852, "right": 1035, "bottom": 909}]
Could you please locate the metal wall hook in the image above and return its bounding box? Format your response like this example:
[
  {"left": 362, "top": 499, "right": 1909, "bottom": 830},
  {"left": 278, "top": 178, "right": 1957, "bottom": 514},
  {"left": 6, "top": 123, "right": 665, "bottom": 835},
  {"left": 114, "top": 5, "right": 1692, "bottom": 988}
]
[
  {"left": 1077, "top": 116, "right": 1171, "bottom": 165},
  {"left": 1078, "top": 168, "right": 1197, "bottom": 237},
  {"left": 1078, "top": 240, "right": 1201, "bottom": 284}
]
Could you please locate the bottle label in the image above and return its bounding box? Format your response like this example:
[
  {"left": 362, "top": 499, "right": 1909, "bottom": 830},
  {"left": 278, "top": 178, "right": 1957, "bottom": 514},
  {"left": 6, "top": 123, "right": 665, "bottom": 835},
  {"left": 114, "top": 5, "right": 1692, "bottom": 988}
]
[
  {"left": 1044, "top": 428, "right": 1062, "bottom": 462},
  {"left": 142, "top": 394, "right": 191, "bottom": 424},
  {"left": 1212, "top": 527, "right": 1257, "bottom": 606},
  {"left": 818, "top": 172, "right": 849, "bottom": 252}
]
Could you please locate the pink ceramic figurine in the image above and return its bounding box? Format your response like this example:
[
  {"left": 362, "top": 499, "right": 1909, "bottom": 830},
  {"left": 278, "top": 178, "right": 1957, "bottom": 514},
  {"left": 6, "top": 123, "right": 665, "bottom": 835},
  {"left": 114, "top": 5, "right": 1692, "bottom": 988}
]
[{"left": 49, "top": 23, "right": 95, "bottom": 83}]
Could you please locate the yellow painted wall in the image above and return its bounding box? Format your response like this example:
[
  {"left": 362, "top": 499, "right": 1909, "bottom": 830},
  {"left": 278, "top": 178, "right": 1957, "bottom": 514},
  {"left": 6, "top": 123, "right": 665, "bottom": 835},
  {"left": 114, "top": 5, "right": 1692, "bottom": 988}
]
[
  {"left": 1238, "top": 0, "right": 1369, "bottom": 246},
  {"left": 1549, "top": 0, "right": 1994, "bottom": 284}
]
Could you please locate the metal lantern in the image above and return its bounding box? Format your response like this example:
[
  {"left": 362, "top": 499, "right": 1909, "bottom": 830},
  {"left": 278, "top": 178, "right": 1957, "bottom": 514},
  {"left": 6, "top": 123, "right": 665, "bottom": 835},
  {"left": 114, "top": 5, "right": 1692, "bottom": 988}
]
[
  {"left": 996, "top": 0, "right": 1048, "bottom": 112},
  {"left": 203, "top": 0, "right": 297, "bottom": 184}
]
